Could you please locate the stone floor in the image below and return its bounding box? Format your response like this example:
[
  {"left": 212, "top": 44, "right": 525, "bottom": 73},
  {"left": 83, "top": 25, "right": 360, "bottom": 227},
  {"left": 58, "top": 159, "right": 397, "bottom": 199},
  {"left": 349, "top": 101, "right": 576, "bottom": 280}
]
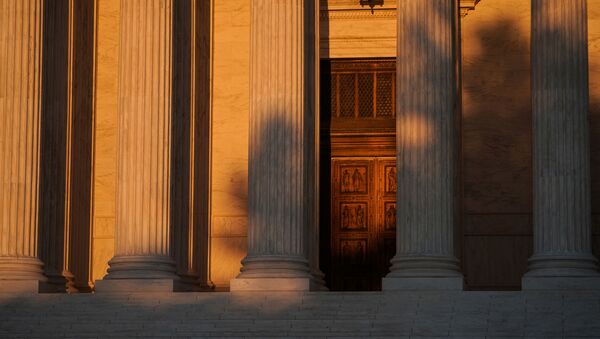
[{"left": 1, "top": 291, "right": 600, "bottom": 338}]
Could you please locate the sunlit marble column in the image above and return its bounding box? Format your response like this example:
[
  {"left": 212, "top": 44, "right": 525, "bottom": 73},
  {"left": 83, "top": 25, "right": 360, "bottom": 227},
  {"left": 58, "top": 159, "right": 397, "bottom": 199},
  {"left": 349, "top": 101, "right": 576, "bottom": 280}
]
[
  {"left": 0, "top": 0, "right": 47, "bottom": 293},
  {"left": 523, "top": 0, "right": 600, "bottom": 290},
  {"left": 230, "top": 0, "right": 320, "bottom": 291},
  {"left": 95, "top": 0, "right": 178, "bottom": 292},
  {"left": 383, "top": 0, "right": 464, "bottom": 290}
]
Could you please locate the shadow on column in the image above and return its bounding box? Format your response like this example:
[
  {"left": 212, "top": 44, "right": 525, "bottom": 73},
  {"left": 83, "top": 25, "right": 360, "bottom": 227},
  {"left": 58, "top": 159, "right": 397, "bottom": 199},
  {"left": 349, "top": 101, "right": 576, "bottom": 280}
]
[{"left": 38, "top": 0, "right": 95, "bottom": 293}]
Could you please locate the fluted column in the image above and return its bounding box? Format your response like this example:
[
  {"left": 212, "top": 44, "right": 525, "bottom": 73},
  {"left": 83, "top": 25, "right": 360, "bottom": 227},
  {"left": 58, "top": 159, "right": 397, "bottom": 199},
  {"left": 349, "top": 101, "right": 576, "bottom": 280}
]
[
  {"left": 230, "top": 0, "right": 318, "bottom": 291},
  {"left": 523, "top": 0, "right": 600, "bottom": 290},
  {"left": 96, "top": 0, "right": 177, "bottom": 291},
  {"left": 383, "top": 0, "right": 463, "bottom": 290},
  {"left": 0, "top": 0, "right": 47, "bottom": 292}
]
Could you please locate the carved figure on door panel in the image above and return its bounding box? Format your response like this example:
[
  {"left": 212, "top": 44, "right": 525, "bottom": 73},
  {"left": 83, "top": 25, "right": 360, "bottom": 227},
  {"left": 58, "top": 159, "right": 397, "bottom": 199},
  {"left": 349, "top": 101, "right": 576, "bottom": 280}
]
[
  {"left": 342, "top": 205, "right": 350, "bottom": 229},
  {"left": 341, "top": 240, "right": 366, "bottom": 265},
  {"left": 342, "top": 169, "right": 351, "bottom": 192},
  {"left": 385, "top": 203, "right": 396, "bottom": 230},
  {"left": 355, "top": 241, "right": 365, "bottom": 263},
  {"left": 386, "top": 166, "right": 396, "bottom": 193},
  {"left": 340, "top": 203, "right": 367, "bottom": 230},
  {"left": 341, "top": 166, "right": 367, "bottom": 193},
  {"left": 349, "top": 206, "right": 356, "bottom": 228},
  {"left": 356, "top": 205, "right": 365, "bottom": 228},
  {"left": 352, "top": 168, "right": 364, "bottom": 192},
  {"left": 342, "top": 241, "right": 352, "bottom": 263}
]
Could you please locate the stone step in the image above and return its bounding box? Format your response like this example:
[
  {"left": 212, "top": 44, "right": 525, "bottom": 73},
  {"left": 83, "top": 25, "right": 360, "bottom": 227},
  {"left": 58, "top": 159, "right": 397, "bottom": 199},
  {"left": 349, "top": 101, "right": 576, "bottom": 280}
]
[{"left": 1, "top": 291, "right": 600, "bottom": 338}]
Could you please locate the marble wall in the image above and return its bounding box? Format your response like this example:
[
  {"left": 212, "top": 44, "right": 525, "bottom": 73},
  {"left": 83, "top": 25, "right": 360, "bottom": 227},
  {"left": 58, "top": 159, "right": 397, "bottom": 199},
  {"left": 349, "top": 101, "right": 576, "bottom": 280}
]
[
  {"left": 209, "top": 0, "right": 250, "bottom": 288},
  {"left": 461, "top": 0, "right": 600, "bottom": 289},
  {"left": 461, "top": 0, "right": 533, "bottom": 289},
  {"left": 92, "top": 0, "right": 119, "bottom": 284}
]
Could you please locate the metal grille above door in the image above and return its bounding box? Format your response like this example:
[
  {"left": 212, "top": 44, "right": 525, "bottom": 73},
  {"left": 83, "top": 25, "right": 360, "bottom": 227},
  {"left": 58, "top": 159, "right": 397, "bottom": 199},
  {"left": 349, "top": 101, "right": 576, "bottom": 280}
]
[{"left": 329, "top": 60, "right": 396, "bottom": 120}]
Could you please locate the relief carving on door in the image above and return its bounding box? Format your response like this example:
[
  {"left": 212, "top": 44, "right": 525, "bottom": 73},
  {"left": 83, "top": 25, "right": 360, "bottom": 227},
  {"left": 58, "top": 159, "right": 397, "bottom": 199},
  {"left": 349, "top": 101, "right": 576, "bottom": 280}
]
[
  {"left": 323, "top": 59, "right": 397, "bottom": 291},
  {"left": 330, "top": 158, "right": 396, "bottom": 291},
  {"left": 340, "top": 239, "right": 367, "bottom": 265},
  {"left": 341, "top": 203, "right": 368, "bottom": 231},
  {"left": 384, "top": 202, "right": 396, "bottom": 231},
  {"left": 340, "top": 166, "right": 368, "bottom": 193},
  {"left": 385, "top": 165, "right": 396, "bottom": 193}
]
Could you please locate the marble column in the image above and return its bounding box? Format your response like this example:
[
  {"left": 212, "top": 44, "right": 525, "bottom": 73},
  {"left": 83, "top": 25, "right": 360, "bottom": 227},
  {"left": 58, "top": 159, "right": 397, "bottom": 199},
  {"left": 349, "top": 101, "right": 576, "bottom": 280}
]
[
  {"left": 230, "top": 0, "right": 319, "bottom": 291},
  {"left": 95, "top": 0, "right": 178, "bottom": 292},
  {"left": 383, "top": 0, "right": 463, "bottom": 290},
  {"left": 309, "top": 0, "right": 327, "bottom": 290},
  {"left": 0, "top": 0, "right": 47, "bottom": 293},
  {"left": 523, "top": 0, "right": 600, "bottom": 290}
]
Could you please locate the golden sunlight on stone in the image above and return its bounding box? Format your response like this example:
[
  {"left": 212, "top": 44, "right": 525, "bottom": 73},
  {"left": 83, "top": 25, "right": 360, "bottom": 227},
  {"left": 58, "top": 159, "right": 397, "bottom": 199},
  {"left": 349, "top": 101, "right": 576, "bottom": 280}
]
[
  {"left": 1, "top": 0, "right": 600, "bottom": 300},
  {"left": 397, "top": 114, "right": 434, "bottom": 149}
]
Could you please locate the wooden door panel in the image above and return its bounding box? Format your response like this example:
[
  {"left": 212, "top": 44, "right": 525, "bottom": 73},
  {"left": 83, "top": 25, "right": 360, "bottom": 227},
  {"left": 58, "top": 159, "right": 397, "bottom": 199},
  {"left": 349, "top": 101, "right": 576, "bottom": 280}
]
[
  {"left": 331, "top": 234, "right": 375, "bottom": 290},
  {"left": 337, "top": 164, "right": 371, "bottom": 195},
  {"left": 330, "top": 158, "right": 395, "bottom": 291},
  {"left": 377, "top": 159, "right": 396, "bottom": 280},
  {"left": 381, "top": 237, "right": 396, "bottom": 276},
  {"left": 382, "top": 163, "right": 397, "bottom": 195},
  {"left": 383, "top": 202, "right": 396, "bottom": 231},
  {"left": 338, "top": 202, "right": 369, "bottom": 231}
]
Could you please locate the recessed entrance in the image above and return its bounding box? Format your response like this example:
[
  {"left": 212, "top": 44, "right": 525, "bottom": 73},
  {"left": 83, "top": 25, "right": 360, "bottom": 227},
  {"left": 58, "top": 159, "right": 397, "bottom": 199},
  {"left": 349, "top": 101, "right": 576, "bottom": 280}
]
[{"left": 320, "top": 59, "right": 397, "bottom": 291}]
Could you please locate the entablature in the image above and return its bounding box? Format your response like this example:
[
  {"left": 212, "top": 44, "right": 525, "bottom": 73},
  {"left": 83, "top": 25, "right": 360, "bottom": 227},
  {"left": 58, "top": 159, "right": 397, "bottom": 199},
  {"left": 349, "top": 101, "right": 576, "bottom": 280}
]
[
  {"left": 319, "top": 0, "right": 480, "bottom": 59},
  {"left": 320, "top": 0, "right": 479, "bottom": 17}
]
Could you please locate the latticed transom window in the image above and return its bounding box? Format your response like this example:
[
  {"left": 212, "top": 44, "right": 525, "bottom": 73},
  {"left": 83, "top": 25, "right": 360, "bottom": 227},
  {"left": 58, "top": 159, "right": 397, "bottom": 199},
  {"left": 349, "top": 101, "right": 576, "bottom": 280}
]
[{"left": 329, "top": 60, "right": 396, "bottom": 119}]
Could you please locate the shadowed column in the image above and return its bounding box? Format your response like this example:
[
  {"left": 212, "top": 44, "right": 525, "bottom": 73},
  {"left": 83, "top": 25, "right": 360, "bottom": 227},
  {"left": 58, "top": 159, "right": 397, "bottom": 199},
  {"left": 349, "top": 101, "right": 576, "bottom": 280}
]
[
  {"left": 523, "top": 0, "right": 600, "bottom": 290},
  {"left": 95, "top": 0, "right": 178, "bottom": 292},
  {"left": 0, "top": 0, "right": 47, "bottom": 293},
  {"left": 383, "top": 0, "right": 464, "bottom": 290},
  {"left": 230, "top": 0, "right": 321, "bottom": 291}
]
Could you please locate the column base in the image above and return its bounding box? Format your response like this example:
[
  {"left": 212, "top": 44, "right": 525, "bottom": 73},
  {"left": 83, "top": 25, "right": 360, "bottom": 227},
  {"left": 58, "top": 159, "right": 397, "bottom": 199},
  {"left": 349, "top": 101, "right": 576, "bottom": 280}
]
[
  {"left": 103, "top": 255, "right": 178, "bottom": 279},
  {"left": 0, "top": 280, "right": 41, "bottom": 294},
  {"left": 74, "top": 281, "right": 94, "bottom": 293},
  {"left": 310, "top": 269, "right": 329, "bottom": 291},
  {"left": 230, "top": 277, "right": 319, "bottom": 291},
  {"left": 95, "top": 255, "right": 178, "bottom": 293},
  {"left": 41, "top": 270, "right": 77, "bottom": 293},
  {"left": 174, "top": 274, "right": 215, "bottom": 292},
  {"left": 382, "top": 276, "right": 464, "bottom": 290},
  {"left": 383, "top": 255, "right": 464, "bottom": 290},
  {"left": 94, "top": 278, "right": 177, "bottom": 293},
  {"left": 522, "top": 254, "right": 600, "bottom": 289},
  {"left": 231, "top": 255, "right": 319, "bottom": 291},
  {"left": 522, "top": 276, "right": 600, "bottom": 290},
  {"left": 0, "top": 257, "right": 46, "bottom": 293}
]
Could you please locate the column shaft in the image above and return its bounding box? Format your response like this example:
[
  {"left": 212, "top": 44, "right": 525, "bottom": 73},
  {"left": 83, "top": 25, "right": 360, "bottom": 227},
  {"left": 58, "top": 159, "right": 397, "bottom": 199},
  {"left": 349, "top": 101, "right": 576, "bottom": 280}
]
[
  {"left": 0, "top": 0, "right": 46, "bottom": 291},
  {"left": 309, "top": 0, "right": 326, "bottom": 290},
  {"left": 383, "top": 0, "right": 463, "bottom": 290},
  {"left": 230, "top": 0, "right": 318, "bottom": 291},
  {"left": 99, "top": 0, "right": 177, "bottom": 284},
  {"left": 524, "top": 0, "right": 600, "bottom": 289}
]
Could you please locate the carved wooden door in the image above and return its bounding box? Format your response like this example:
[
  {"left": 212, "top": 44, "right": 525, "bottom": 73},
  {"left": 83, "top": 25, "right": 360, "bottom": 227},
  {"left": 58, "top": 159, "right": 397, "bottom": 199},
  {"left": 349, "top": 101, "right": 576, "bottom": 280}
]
[
  {"left": 321, "top": 58, "right": 397, "bottom": 291},
  {"left": 330, "top": 157, "right": 396, "bottom": 291}
]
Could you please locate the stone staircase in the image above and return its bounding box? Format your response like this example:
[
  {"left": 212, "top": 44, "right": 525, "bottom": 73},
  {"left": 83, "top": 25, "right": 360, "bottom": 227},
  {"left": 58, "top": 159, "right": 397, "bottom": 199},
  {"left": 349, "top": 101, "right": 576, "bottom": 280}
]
[{"left": 1, "top": 291, "right": 600, "bottom": 338}]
